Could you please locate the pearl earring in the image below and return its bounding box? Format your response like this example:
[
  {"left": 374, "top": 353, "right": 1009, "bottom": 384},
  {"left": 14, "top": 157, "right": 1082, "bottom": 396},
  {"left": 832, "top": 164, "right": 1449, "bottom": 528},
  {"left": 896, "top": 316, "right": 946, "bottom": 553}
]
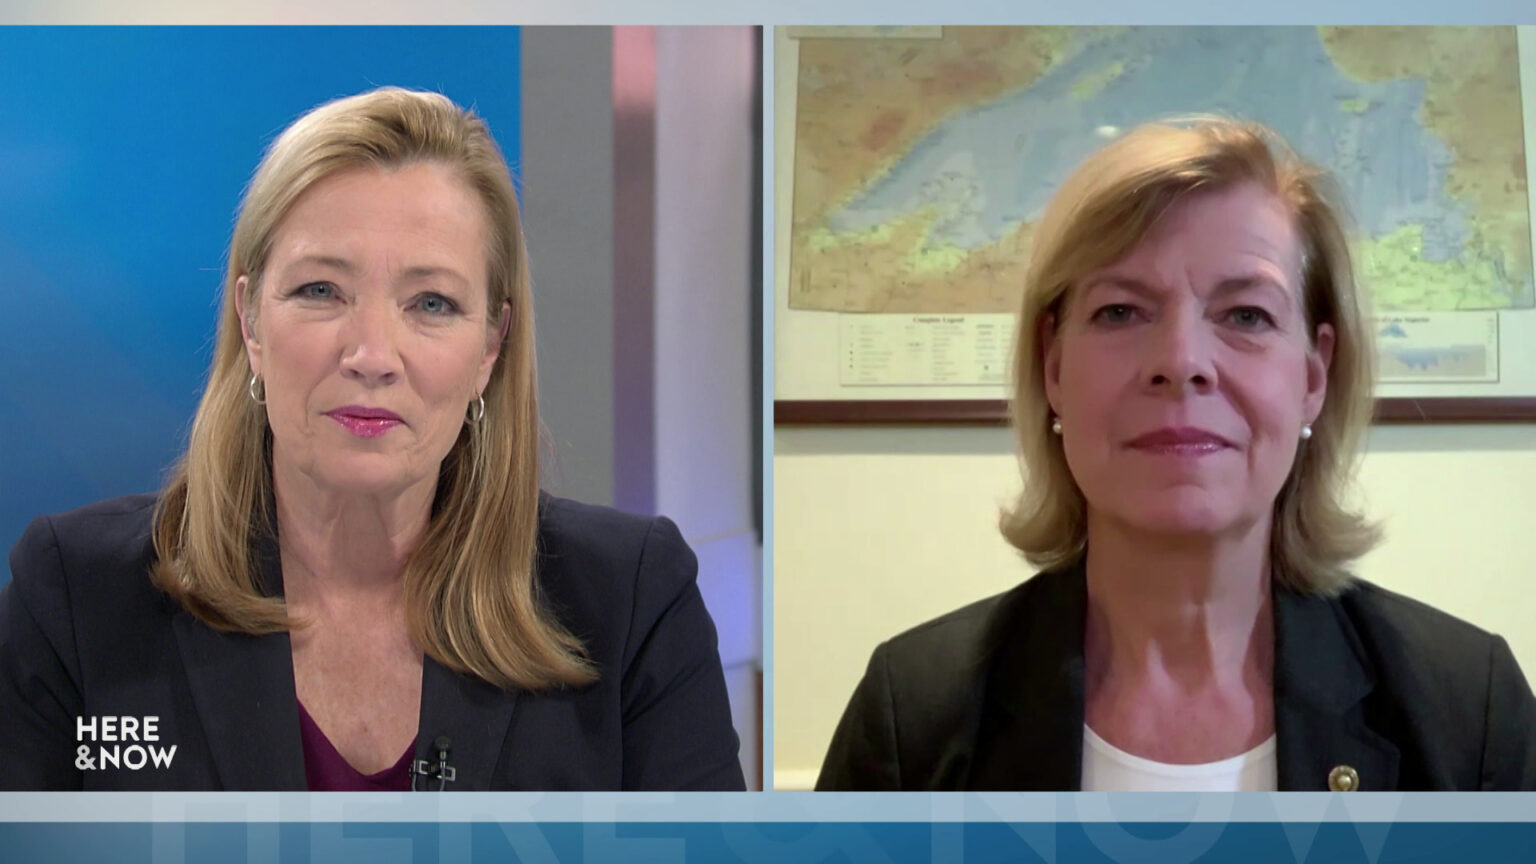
[
  {"left": 1051, "top": 416, "right": 1062, "bottom": 435},
  {"left": 1300, "top": 424, "right": 1313, "bottom": 441}
]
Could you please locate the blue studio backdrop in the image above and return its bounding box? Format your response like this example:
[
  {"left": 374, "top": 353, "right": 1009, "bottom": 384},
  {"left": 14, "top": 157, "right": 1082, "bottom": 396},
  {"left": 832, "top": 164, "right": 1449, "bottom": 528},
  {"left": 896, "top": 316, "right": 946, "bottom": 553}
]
[{"left": 0, "top": 27, "right": 522, "bottom": 583}]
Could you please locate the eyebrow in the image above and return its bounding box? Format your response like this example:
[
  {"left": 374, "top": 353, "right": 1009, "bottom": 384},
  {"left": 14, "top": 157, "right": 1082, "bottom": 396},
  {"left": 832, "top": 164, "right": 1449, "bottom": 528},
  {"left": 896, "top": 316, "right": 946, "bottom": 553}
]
[
  {"left": 1079, "top": 276, "right": 1158, "bottom": 300},
  {"left": 1082, "top": 274, "right": 1294, "bottom": 306},
  {"left": 1212, "top": 275, "right": 1295, "bottom": 309},
  {"left": 282, "top": 255, "right": 470, "bottom": 286}
]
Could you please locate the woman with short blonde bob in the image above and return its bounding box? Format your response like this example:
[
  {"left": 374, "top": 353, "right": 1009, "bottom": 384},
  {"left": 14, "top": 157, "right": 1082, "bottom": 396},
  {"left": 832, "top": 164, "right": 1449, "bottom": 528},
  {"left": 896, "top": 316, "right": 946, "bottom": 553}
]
[
  {"left": 819, "top": 117, "right": 1535, "bottom": 792},
  {"left": 1, "top": 87, "right": 744, "bottom": 791}
]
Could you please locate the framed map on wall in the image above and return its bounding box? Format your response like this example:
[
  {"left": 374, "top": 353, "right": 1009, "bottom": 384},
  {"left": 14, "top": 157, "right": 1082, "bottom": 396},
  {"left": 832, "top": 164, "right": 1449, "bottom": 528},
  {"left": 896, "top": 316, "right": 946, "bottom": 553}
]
[{"left": 773, "top": 25, "right": 1536, "bottom": 423}]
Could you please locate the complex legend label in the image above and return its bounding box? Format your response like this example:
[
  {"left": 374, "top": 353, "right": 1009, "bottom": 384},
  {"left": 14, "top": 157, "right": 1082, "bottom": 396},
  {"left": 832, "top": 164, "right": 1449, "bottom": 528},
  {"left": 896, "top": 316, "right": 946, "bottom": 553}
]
[{"left": 839, "top": 314, "right": 1012, "bottom": 387}]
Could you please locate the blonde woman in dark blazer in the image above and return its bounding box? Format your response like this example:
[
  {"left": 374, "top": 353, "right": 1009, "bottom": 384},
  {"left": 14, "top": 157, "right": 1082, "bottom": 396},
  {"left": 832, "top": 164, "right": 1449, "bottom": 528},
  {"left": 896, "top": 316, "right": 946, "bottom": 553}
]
[
  {"left": 819, "top": 118, "right": 1535, "bottom": 792},
  {"left": 0, "top": 88, "right": 743, "bottom": 791}
]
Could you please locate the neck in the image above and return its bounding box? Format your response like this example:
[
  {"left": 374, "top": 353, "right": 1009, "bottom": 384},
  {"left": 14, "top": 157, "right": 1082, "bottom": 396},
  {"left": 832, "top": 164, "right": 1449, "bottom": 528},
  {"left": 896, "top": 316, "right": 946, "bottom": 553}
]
[
  {"left": 1082, "top": 512, "right": 1273, "bottom": 688},
  {"left": 270, "top": 459, "right": 436, "bottom": 604}
]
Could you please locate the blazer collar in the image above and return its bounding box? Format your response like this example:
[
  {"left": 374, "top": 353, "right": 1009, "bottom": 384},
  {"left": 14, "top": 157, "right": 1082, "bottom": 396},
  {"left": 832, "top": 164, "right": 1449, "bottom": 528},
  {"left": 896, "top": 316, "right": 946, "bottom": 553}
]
[
  {"left": 416, "top": 661, "right": 520, "bottom": 791},
  {"left": 968, "top": 565, "right": 1399, "bottom": 791},
  {"left": 1272, "top": 586, "right": 1400, "bottom": 791},
  {"left": 172, "top": 520, "right": 521, "bottom": 791},
  {"left": 172, "top": 525, "right": 304, "bottom": 790},
  {"left": 968, "top": 566, "right": 1087, "bottom": 790}
]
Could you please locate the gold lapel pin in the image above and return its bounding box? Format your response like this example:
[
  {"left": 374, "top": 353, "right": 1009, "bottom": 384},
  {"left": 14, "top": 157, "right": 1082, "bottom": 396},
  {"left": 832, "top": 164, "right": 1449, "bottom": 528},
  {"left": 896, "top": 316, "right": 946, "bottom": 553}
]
[{"left": 1328, "top": 765, "right": 1360, "bottom": 792}]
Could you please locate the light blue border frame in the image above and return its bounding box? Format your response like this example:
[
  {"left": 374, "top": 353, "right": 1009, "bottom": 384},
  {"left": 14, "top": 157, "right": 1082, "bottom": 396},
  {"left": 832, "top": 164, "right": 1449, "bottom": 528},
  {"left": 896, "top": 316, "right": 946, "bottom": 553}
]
[{"left": 0, "top": 792, "right": 1533, "bottom": 821}]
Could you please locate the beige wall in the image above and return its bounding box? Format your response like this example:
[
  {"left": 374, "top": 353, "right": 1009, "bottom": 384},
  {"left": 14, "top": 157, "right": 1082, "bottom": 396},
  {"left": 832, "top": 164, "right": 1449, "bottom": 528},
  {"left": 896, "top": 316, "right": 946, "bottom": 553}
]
[{"left": 772, "top": 423, "right": 1536, "bottom": 789}]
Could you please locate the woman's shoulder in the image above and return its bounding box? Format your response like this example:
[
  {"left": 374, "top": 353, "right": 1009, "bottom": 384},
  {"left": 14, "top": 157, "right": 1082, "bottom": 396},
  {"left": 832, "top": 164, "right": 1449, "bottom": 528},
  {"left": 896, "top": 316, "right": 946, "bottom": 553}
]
[
  {"left": 1285, "top": 577, "right": 1524, "bottom": 716},
  {"left": 23, "top": 492, "right": 159, "bottom": 530},
  {"left": 878, "top": 571, "right": 1081, "bottom": 667},
  {"left": 9, "top": 494, "right": 161, "bottom": 590},
  {"left": 1323, "top": 579, "right": 1535, "bottom": 788},
  {"left": 855, "top": 591, "right": 1013, "bottom": 753},
  {"left": 1333, "top": 579, "right": 1511, "bottom": 670},
  {"left": 5, "top": 494, "right": 170, "bottom": 652},
  {"left": 535, "top": 493, "right": 691, "bottom": 578},
  {"left": 533, "top": 492, "right": 698, "bottom": 621},
  {"left": 872, "top": 568, "right": 1087, "bottom": 716},
  {"left": 819, "top": 570, "right": 1083, "bottom": 790},
  {"left": 1329, "top": 578, "right": 1531, "bottom": 709},
  {"left": 876, "top": 592, "right": 1010, "bottom": 671},
  {"left": 536, "top": 492, "right": 670, "bottom": 549}
]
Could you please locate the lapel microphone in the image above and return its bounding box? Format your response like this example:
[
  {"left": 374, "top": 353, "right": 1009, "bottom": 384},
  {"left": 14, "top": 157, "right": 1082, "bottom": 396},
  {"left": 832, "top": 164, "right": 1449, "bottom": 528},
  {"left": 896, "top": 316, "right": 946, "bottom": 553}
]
[{"left": 410, "top": 736, "right": 457, "bottom": 791}]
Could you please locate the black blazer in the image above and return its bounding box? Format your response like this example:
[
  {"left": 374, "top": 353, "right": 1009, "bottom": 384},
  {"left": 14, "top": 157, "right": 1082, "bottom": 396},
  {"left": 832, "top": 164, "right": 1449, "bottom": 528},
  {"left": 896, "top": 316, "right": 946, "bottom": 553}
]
[
  {"left": 0, "top": 493, "right": 745, "bottom": 791},
  {"left": 818, "top": 566, "right": 1536, "bottom": 791}
]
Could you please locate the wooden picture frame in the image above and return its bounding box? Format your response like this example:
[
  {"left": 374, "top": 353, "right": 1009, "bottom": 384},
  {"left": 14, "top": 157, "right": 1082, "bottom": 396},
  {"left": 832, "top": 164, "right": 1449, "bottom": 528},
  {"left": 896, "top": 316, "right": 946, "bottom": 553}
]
[{"left": 775, "top": 397, "right": 1536, "bottom": 426}]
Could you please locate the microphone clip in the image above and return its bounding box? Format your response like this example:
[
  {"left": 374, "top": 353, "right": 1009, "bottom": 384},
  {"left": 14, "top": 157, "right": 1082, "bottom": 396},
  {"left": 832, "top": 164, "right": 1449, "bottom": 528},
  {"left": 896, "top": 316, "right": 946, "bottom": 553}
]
[{"left": 410, "top": 735, "right": 457, "bottom": 791}]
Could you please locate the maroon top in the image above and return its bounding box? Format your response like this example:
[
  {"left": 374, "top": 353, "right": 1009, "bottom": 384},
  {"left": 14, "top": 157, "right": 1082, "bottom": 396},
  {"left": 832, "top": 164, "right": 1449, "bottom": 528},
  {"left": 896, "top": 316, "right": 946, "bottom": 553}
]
[{"left": 297, "top": 700, "right": 415, "bottom": 791}]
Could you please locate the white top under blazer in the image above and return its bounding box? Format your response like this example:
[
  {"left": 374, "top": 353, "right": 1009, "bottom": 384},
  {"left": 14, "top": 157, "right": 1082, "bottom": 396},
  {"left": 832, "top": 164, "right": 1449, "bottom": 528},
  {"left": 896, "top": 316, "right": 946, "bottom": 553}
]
[{"left": 1081, "top": 725, "right": 1278, "bottom": 792}]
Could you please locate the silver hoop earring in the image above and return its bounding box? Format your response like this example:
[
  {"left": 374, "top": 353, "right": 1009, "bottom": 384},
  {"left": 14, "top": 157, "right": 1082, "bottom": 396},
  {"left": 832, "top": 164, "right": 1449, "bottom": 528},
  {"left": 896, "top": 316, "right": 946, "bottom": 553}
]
[
  {"left": 467, "top": 393, "right": 486, "bottom": 424},
  {"left": 1300, "top": 424, "right": 1313, "bottom": 441},
  {"left": 1050, "top": 416, "right": 1062, "bottom": 435},
  {"left": 248, "top": 374, "right": 266, "bottom": 405}
]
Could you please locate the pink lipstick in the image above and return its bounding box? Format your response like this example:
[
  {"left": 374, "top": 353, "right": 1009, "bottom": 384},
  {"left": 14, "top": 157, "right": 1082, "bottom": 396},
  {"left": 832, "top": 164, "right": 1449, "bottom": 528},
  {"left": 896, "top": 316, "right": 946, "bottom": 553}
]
[
  {"left": 1125, "top": 427, "right": 1234, "bottom": 457},
  {"left": 326, "top": 406, "right": 403, "bottom": 438}
]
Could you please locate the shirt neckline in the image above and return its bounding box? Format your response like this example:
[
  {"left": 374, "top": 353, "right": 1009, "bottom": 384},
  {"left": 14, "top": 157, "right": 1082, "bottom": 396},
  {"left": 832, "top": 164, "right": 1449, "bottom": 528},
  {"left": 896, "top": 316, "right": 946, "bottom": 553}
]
[
  {"left": 1083, "top": 724, "right": 1277, "bottom": 777},
  {"left": 297, "top": 698, "right": 416, "bottom": 783}
]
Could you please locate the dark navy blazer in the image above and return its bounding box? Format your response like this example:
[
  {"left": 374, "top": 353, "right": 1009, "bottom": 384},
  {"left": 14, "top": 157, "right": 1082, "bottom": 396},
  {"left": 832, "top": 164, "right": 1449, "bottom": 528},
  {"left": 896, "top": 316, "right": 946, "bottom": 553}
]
[
  {"left": 818, "top": 565, "right": 1536, "bottom": 791},
  {"left": 0, "top": 493, "right": 745, "bottom": 791}
]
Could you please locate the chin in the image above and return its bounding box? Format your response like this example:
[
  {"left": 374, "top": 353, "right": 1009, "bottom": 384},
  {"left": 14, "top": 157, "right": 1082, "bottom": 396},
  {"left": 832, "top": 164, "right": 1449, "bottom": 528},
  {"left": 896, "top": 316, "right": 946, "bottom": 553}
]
[
  {"left": 1118, "top": 490, "right": 1250, "bottom": 538},
  {"left": 309, "top": 455, "right": 424, "bottom": 498}
]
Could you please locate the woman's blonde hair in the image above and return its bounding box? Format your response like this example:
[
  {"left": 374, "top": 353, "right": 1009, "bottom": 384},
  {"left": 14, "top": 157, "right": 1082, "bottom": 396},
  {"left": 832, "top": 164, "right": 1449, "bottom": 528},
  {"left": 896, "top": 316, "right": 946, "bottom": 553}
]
[
  {"left": 1001, "top": 117, "right": 1380, "bottom": 595},
  {"left": 152, "top": 87, "right": 595, "bottom": 690}
]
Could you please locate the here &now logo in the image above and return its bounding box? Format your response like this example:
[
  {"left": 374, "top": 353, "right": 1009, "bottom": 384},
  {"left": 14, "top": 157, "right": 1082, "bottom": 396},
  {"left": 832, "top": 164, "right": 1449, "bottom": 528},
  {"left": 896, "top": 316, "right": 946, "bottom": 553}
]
[{"left": 75, "top": 716, "right": 177, "bottom": 771}]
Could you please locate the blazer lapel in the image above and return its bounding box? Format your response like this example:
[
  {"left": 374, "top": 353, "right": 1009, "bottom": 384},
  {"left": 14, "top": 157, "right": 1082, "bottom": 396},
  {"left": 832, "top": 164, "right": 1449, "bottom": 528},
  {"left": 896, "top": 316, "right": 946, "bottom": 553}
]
[
  {"left": 1273, "top": 587, "right": 1399, "bottom": 791},
  {"left": 172, "top": 511, "right": 521, "bottom": 791},
  {"left": 968, "top": 569, "right": 1403, "bottom": 791},
  {"left": 171, "top": 530, "right": 304, "bottom": 790},
  {"left": 967, "top": 567, "right": 1087, "bottom": 791},
  {"left": 417, "top": 659, "right": 519, "bottom": 791}
]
